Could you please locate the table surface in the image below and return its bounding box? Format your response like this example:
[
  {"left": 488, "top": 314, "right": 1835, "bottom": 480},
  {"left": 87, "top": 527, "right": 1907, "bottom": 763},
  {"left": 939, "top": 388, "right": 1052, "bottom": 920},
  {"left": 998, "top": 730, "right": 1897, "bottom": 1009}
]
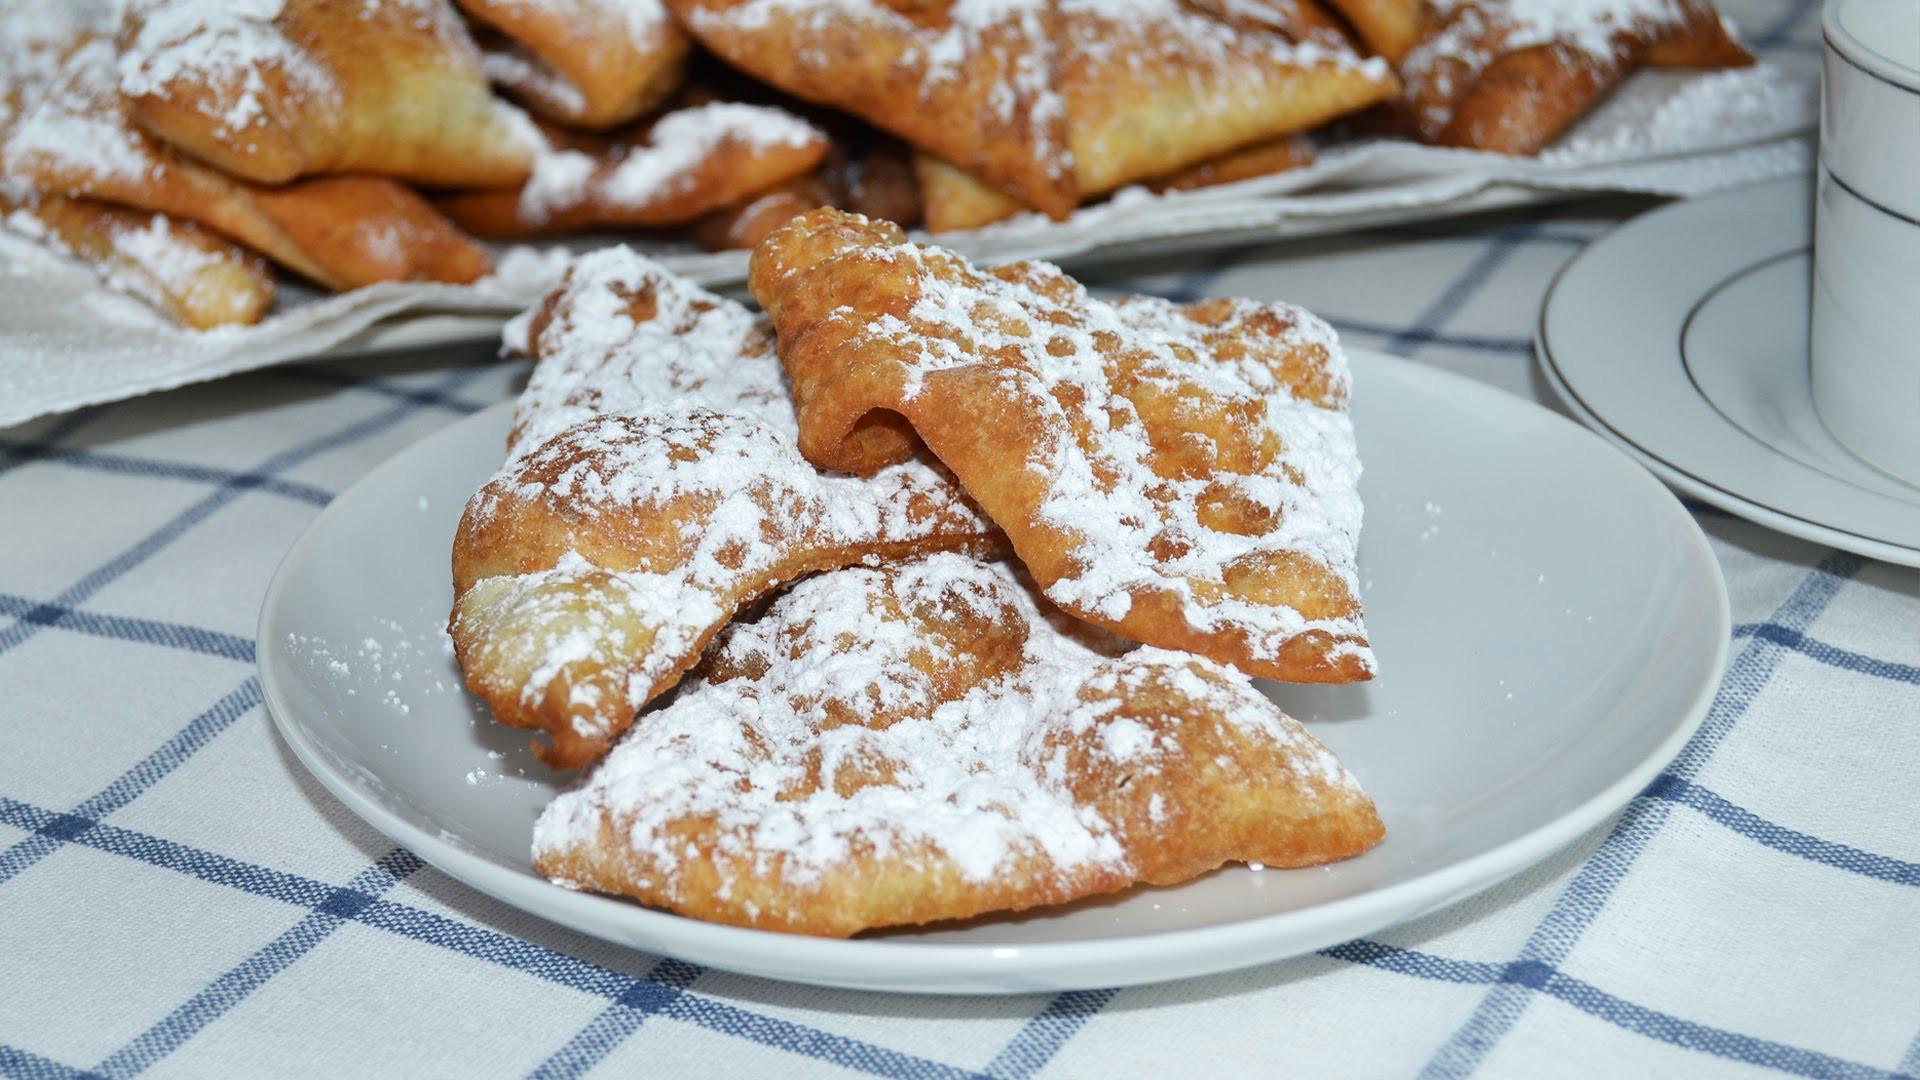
[{"left": 7, "top": 142, "right": 1920, "bottom": 1080}]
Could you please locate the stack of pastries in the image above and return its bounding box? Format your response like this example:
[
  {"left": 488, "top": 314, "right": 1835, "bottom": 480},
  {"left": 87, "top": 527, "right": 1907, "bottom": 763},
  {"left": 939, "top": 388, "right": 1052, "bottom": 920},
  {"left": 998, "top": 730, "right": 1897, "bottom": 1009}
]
[
  {"left": 452, "top": 209, "right": 1386, "bottom": 935},
  {"left": 0, "top": 0, "right": 1752, "bottom": 330}
]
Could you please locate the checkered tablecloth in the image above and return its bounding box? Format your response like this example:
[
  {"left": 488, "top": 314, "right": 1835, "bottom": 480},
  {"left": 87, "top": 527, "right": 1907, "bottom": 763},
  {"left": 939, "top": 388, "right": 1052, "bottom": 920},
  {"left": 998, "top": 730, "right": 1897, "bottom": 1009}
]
[{"left": 7, "top": 15, "right": 1919, "bottom": 1078}]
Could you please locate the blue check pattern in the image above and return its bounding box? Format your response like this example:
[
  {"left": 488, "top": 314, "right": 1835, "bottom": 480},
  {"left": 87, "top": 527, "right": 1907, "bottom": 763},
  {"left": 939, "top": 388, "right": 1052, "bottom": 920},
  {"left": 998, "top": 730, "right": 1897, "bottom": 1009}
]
[{"left": 9, "top": 5, "right": 1915, "bottom": 1075}]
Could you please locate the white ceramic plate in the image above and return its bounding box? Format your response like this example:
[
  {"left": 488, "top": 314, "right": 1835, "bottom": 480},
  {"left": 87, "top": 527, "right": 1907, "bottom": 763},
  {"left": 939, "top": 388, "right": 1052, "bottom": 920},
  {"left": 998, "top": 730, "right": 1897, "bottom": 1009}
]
[
  {"left": 258, "top": 349, "right": 1729, "bottom": 994},
  {"left": 1537, "top": 176, "right": 1920, "bottom": 566}
]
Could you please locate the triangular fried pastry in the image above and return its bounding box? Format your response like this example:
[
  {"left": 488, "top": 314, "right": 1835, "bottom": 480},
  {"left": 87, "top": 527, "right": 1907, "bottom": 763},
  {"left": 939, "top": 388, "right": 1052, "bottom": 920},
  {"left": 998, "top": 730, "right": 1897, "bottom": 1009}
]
[
  {"left": 247, "top": 175, "right": 494, "bottom": 287},
  {"left": 913, "top": 150, "right": 1028, "bottom": 233},
  {"left": 1152, "top": 133, "right": 1315, "bottom": 192},
  {"left": 1323, "top": 0, "right": 1424, "bottom": 62},
  {"left": 664, "top": 0, "right": 1076, "bottom": 219},
  {"left": 534, "top": 552, "right": 1385, "bottom": 937},
  {"left": 688, "top": 167, "right": 844, "bottom": 252},
  {"left": 915, "top": 132, "right": 1318, "bottom": 233},
  {"left": 3, "top": 24, "right": 490, "bottom": 290},
  {"left": 1391, "top": 0, "right": 1752, "bottom": 154},
  {"left": 0, "top": 194, "right": 274, "bottom": 329},
  {"left": 752, "top": 209, "right": 1373, "bottom": 683},
  {"left": 456, "top": 0, "right": 692, "bottom": 129},
  {"left": 1056, "top": 0, "right": 1394, "bottom": 198},
  {"left": 450, "top": 248, "right": 997, "bottom": 767},
  {"left": 436, "top": 101, "right": 831, "bottom": 237},
  {"left": 117, "top": 0, "right": 539, "bottom": 187}
]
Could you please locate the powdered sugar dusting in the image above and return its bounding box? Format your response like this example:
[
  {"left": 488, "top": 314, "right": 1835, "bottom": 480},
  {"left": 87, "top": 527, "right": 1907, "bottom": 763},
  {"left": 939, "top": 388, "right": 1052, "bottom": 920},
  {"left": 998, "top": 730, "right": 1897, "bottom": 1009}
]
[
  {"left": 3, "top": 21, "right": 156, "bottom": 191},
  {"left": 780, "top": 223, "right": 1370, "bottom": 672},
  {"left": 455, "top": 248, "right": 992, "bottom": 750},
  {"left": 517, "top": 102, "right": 824, "bottom": 226},
  {"left": 117, "top": 0, "right": 343, "bottom": 138},
  {"left": 686, "top": 0, "right": 1071, "bottom": 185},
  {"left": 1400, "top": 0, "right": 1718, "bottom": 137},
  {"left": 532, "top": 553, "right": 1363, "bottom": 896},
  {"left": 505, "top": 245, "right": 793, "bottom": 455},
  {"left": 3, "top": 205, "right": 229, "bottom": 321},
  {"left": 482, "top": 46, "right": 589, "bottom": 118},
  {"left": 1062, "top": 0, "right": 1389, "bottom": 81}
]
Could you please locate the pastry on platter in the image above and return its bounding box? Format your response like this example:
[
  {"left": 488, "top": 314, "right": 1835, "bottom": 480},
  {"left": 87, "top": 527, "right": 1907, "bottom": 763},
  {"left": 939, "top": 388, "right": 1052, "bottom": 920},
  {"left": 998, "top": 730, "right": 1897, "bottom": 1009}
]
[
  {"left": 751, "top": 209, "right": 1373, "bottom": 683},
  {"left": 1153, "top": 133, "right": 1316, "bottom": 192},
  {"left": 0, "top": 194, "right": 274, "bottom": 329},
  {"left": 671, "top": 0, "right": 1394, "bottom": 220},
  {"left": 1327, "top": 0, "right": 1425, "bottom": 62},
  {"left": 690, "top": 134, "right": 924, "bottom": 250},
  {"left": 1055, "top": 0, "right": 1392, "bottom": 200},
  {"left": 914, "top": 133, "right": 1316, "bottom": 232},
  {"left": 533, "top": 552, "right": 1385, "bottom": 936},
  {"left": 1389, "top": 0, "right": 1753, "bottom": 154},
  {"left": 117, "top": 0, "right": 539, "bottom": 186},
  {"left": 457, "top": 0, "right": 692, "bottom": 129},
  {"left": 688, "top": 168, "right": 840, "bottom": 252},
  {"left": 912, "top": 151, "right": 1027, "bottom": 233},
  {"left": 436, "top": 100, "right": 831, "bottom": 237},
  {"left": 665, "top": 0, "right": 1076, "bottom": 217},
  {"left": 449, "top": 247, "right": 997, "bottom": 767},
  {"left": 2, "top": 21, "right": 491, "bottom": 291}
]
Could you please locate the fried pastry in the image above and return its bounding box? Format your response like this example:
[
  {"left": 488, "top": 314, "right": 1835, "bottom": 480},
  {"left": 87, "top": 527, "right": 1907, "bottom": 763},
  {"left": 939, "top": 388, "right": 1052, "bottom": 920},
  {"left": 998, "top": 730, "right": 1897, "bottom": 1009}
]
[
  {"left": 117, "top": 0, "right": 539, "bottom": 187},
  {"left": 842, "top": 136, "right": 922, "bottom": 228},
  {"left": 1391, "top": 0, "right": 1752, "bottom": 154},
  {"left": 913, "top": 151, "right": 1027, "bottom": 233},
  {"left": 752, "top": 209, "right": 1373, "bottom": 683},
  {"left": 1324, "top": 0, "right": 1423, "bottom": 62},
  {"left": 1055, "top": 0, "right": 1393, "bottom": 199},
  {"left": 688, "top": 168, "right": 843, "bottom": 252},
  {"left": 665, "top": 0, "right": 1077, "bottom": 218},
  {"left": 450, "top": 247, "right": 996, "bottom": 767},
  {"left": 916, "top": 132, "right": 1318, "bottom": 233},
  {"left": 534, "top": 552, "right": 1385, "bottom": 937},
  {"left": 246, "top": 175, "right": 494, "bottom": 287},
  {"left": 457, "top": 0, "right": 692, "bottom": 129},
  {"left": 0, "top": 195, "right": 273, "bottom": 329},
  {"left": 1152, "top": 133, "right": 1316, "bottom": 193},
  {"left": 436, "top": 101, "right": 831, "bottom": 237},
  {"left": 3, "top": 24, "right": 490, "bottom": 290}
]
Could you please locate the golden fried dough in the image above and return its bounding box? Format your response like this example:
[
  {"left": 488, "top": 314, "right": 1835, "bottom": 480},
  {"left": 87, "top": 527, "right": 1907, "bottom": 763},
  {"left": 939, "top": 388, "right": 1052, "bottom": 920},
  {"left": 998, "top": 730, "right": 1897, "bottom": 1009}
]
[
  {"left": 913, "top": 151, "right": 1028, "bottom": 233},
  {"left": 1324, "top": 0, "right": 1424, "bottom": 62},
  {"left": 457, "top": 0, "right": 692, "bottom": 129},
  {"left": 117, "top": 0, "right": 539, "bottom": 187},
  {"left": 665, "top": 0, "right": 1077, "bottom": 218},
  {"left": 1056, "top": 0, "right": 1393, "bottom": 199},
  {"left": 1391, "top": 0, "right": 1752, "bottom": 154},
  {"left": 1152, "top": 133, "right": 1316, "bottom": 192},
  {"left": 534, "top": 553, "right": 1385, "bottom": 937},
  {"left": 249, "top": 176, "right": 493, "bottom": 287},
  {"left": 689, "top": 168, "right": 842, "bottom": 252},
  {"left": 843, "top": 136, "right": 922, "bottom": 228},
  {"left": 450, "top": 248, "right": 996, "bottom": 767},
  {"left": 1, "top": 21, "right": 490, "bottom": 290},
  {"left": 436, "top": 101, "right": 830, "bottom": 237},
  {"left": 752, "top": 209, "right": 1373, "bottom": 683},
  {"left": 0, "top": 195, "right": 273, "bottom": 329},
  {"left": 916, "top": 132, "right": 1318, "bottom": 233}
]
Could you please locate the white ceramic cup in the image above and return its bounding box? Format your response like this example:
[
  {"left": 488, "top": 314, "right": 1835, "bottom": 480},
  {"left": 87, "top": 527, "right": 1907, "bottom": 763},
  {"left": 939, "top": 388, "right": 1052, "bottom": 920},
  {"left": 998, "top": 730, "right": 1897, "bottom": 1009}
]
[{"left": 1810, "top": 0, "right": 1920, "bottom": 486}]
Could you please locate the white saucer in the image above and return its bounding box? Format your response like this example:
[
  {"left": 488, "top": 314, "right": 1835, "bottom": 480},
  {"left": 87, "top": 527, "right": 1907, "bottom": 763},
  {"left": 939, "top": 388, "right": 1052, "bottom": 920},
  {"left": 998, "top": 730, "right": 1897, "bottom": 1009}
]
[
  {"left": 258, "top": 350, "right": 1728, "bottom": 994},
  {"left": 1537, "top": 177, "right": 1920, "bottom": 566}
]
